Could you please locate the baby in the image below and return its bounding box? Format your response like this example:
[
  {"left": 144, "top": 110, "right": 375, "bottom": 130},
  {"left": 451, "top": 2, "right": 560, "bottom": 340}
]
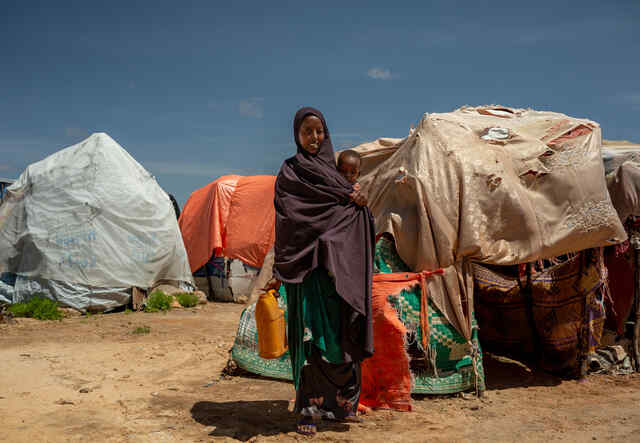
[{"left": 337, "top": 149, "right": 361, "bottom": 186}]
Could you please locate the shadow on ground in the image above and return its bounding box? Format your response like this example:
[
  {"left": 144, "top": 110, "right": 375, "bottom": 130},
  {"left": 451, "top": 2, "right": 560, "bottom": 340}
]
[
  {"left": 483, "top": 352, "right": 562, "bottom": 390},
  {"left": 191, "top": 400, "right": 348, "bottom": 441}
]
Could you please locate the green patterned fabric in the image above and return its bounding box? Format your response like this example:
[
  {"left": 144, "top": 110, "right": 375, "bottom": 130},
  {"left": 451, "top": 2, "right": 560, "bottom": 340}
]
[
  {"left": 375, "top": 235, "right": 485, "bottom": 394},
  {"left": 231, "top": 286, "right": 293, "bottom": 380},
  {"left": 231, "top": 236, "right": 485, "bottom": 394}
]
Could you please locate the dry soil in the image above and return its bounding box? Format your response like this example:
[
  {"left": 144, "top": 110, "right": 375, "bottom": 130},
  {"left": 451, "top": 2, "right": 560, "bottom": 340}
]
[{"left": 1, "top": 302, "right": 639, "bottom": 442}]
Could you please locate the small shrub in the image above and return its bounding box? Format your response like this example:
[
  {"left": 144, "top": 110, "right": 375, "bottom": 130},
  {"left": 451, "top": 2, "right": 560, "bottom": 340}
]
[
  {"left": 124, "top": 308, "right": 133, "bottom": 314},
  {"left": 145, "top": 291, "right": 172, "bottom": 312},
  {"left": 8, "top": 297, "right": 63, "bottom": 321},
  {"left": 176, "top": 293, "right": 198, "bottom": 308},
  {"left": 132, "top": 325, "right": 150, "bottom": 334}
]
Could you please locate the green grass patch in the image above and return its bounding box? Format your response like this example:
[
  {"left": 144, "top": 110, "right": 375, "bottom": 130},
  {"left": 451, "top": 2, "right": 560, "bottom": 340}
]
[
  {"left": 8, "top": 297, "right": 63, "bottom": 321},
  {"left": 132, "top": 325, "right": 151, "bottom": 334},
  {"left": 144, "top": 290, "right": 173, "bottom": 312},
  {"left": 176, "top": 292, "right": 198, "bottom": 308}
]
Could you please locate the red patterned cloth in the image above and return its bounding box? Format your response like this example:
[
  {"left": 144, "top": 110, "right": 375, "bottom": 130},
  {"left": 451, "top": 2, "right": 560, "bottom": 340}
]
[{"left": 605, "top": 247, "right": 635, "bottom": 335}]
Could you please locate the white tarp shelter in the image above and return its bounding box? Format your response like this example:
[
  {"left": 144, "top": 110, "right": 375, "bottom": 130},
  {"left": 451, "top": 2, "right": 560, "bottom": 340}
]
[{"left": 0, "top": 133, "right": 193, "bottom": 311}]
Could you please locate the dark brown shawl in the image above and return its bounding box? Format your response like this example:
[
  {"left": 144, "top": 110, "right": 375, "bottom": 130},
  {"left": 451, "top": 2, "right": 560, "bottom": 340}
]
[{"left": 273, "top": 107, "right": 375, "bottom": 359}]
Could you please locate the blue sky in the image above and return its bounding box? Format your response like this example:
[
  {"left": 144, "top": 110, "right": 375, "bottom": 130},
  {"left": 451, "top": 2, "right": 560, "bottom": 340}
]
[{"left": 1, "top": 0, "right": 639, "bottom": 206}]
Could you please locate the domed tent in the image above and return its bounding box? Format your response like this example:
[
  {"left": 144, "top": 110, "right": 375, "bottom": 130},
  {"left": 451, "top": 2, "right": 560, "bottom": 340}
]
[
  {"left": 178, "top": 175, "right": 276, "bottom": 301},
  {"left": 0, "top": 133, "right": 194, "bottom": 312}
]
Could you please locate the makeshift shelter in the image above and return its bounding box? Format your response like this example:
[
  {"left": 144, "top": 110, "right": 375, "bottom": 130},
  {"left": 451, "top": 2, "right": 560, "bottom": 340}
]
[
  {"left": 601, "top": 142, "right": 640, "bottom": 370},
  {"left": 470, "top": 141, "right": 640, "bottom": 375},
  {"left": 352, "top": 106, "right": 625, "bottom": 396},
  {"left": 233, "top": 106, "right": 627, "bottom": 408},
  {"left": 602, "top": 140, "right": 640, "bottom": 175},
  {"left": 178, "top": 175, "right": 276, "bottom": 300},
  {"left": 357, "top": 106, "right": 625, "bottom": 342},
  {"left": 0, "top": 133, "right": 194, "bottom": 311}
]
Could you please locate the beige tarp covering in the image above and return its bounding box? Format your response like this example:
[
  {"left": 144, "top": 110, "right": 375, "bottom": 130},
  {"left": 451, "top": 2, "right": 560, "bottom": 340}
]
[
  {"left": 607, "top": 161, "right": 640, "bottom": 223},
  {"left": 602, "top": 143, "right": 640, "bottom": 173},
  {"left": 351, "top": 106, "right": 627, "bottom": 339},
  {"left": 603, "top": 143, "right": 640, "bottom": 222}
]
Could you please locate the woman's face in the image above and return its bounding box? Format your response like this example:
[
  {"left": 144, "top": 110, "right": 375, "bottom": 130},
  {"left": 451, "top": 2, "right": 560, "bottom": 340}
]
[{"left": 298, "top": 115, "right": 325, "bottom": 155}]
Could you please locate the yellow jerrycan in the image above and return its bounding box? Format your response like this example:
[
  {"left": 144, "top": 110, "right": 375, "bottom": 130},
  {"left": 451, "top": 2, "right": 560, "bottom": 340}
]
[{"left": 255, "top": 290, "right": 288, "bottom": 359}]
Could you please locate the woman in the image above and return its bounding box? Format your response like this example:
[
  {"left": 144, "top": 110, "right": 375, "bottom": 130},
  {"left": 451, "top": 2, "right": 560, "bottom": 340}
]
[{"left": 264, "top": 107, "right": 375, "bottom": 435}]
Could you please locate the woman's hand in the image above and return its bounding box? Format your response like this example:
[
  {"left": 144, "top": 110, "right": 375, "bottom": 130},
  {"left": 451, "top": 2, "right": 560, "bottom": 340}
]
[
  {"left": 262, "top": 278, "right": 282, "bottom": 293},
  {"left": 349, "top": 185, "right": 368, "bottom": 206}
]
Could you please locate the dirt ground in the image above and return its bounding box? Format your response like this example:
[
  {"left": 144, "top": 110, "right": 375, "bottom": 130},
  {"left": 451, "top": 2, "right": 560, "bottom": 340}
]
[{"left": 1, "top": 302, "right": 639, "bottom": 443}]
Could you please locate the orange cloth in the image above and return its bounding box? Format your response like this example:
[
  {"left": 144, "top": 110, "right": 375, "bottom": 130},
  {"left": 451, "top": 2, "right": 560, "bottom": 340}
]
[
  {"left": 226, "top": 176, "right": 277, "bottom": 270},
  {"left": 360, "top": 270, "right": 443, "bottom": 412},
  {"left": 360, "top": 276, "right": 412, "bottom": 412},
  {"left": 179, "top": 175, "right": 276, "bottom": 271}
]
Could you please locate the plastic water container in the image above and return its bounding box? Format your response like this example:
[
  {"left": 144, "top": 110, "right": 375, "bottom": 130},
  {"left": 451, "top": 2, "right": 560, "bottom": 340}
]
[{"left": 255, "top": 290, "right": 288, "bottom": 359}]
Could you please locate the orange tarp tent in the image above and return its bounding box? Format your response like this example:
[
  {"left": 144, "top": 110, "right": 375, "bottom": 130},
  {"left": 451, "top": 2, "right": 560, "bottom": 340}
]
[{"left": 178, "top": 175, "right": 276, "bottom": 272}]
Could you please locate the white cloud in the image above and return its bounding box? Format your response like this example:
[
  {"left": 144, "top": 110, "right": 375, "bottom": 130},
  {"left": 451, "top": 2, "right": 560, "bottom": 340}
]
[
  {"left": 238, "top": 98, "right": 264, "bottom": 119},
  {"left": 367, "top": 67, "right": 392, "bottom": 80},
  {"left": 65, "top": 127, "right": 90, "bottom": 139}
]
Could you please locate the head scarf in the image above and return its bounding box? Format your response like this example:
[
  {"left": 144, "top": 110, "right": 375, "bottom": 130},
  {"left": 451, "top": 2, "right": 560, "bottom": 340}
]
[{"left": 274, "top": 107, "right": 375, "bottom": 359}]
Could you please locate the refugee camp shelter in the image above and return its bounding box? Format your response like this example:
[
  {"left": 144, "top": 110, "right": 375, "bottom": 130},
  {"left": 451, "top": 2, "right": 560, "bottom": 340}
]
[
  {"left": 600, "top": 140, "right": 640, "bottom": 370},
  {"left": 602, "top": 140, "right": 640, "bottom": 175},
  {"left": 232, "top": 106, "right": 629, "bottom": 408},
  {"left": 179, "top": 175, "right": 276, "bottom": 301},
  {"left": 352, "top": 106, "right": 625, "bottom": 394},
  {"left": 0, "top": 133, "right": 194, "bottom": 311},
  {"left": 356, "top": 106, "right": 625, "bottom": 341}
]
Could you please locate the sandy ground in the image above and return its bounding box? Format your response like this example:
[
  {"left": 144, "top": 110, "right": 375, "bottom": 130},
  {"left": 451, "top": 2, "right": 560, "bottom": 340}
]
[{"left": 1, "top": 302, "right": 639, "bottom": 443}]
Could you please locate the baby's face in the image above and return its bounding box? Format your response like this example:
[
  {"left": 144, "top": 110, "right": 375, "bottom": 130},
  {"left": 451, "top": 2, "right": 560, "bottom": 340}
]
[{"left": 338, "top": 157, "right": 360, "bottom": 185}]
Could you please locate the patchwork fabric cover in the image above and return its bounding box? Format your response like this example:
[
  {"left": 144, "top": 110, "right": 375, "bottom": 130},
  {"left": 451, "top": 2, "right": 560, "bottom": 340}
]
[
  {"left": 231, "top": 286, "right": 293, "bottom": 381},
  {"left": 474, "top": 251, "right": 605, "bottom": 375},
  {"left": 374, "top": 237, "right": 485, "bottom": 395}
]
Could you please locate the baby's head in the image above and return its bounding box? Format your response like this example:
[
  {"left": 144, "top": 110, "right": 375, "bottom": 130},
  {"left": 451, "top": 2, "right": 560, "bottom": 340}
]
[{"left": 337, "top": 150, "right": 361, "bottom": 185}]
